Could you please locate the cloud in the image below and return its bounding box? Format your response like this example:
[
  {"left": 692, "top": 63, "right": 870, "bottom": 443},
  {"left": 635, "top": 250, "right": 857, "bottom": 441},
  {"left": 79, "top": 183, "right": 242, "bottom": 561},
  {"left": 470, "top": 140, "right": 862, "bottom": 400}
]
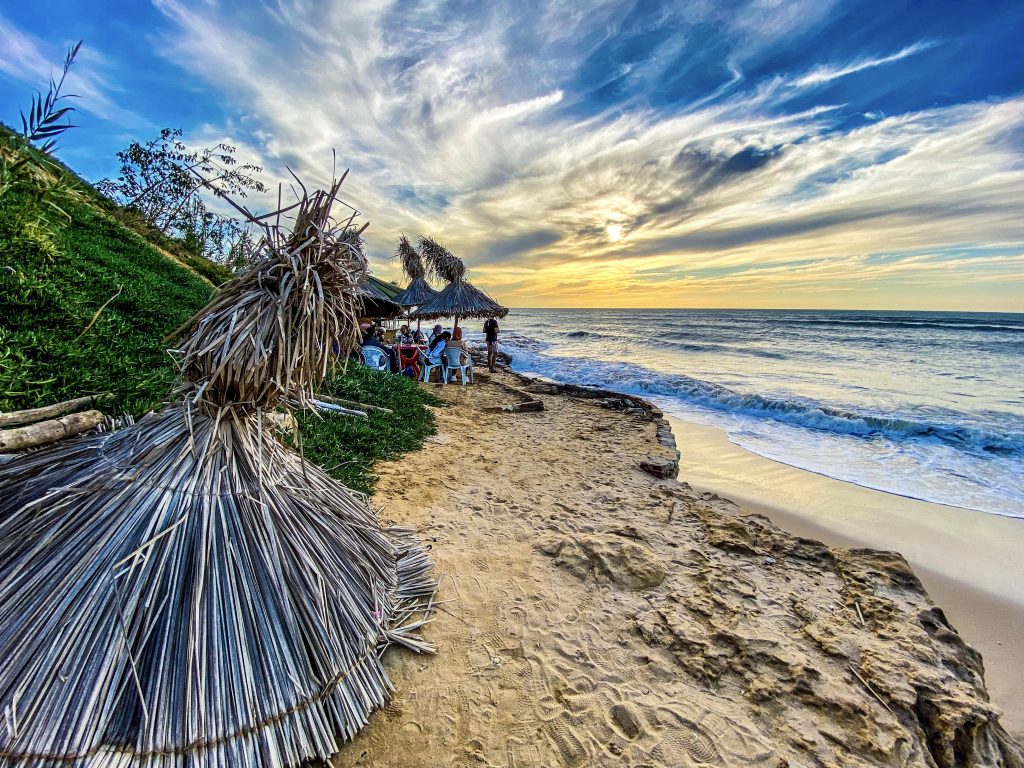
[
  {"left": 792, "top": 41, "right": 938, "bottom": 88},
  {"left": 146, "top": 0, "right": 1024, "bottom": 310}
]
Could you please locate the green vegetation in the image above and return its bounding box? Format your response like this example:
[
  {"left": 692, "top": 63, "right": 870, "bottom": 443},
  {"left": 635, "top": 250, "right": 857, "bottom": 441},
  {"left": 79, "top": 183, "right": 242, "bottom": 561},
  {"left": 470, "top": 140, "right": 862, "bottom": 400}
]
[
  {"left": 0, "top": 125, "right": 218, "bottom": 415},
  {"left": 295, "top": 365, "right": 440, "bottom": 495},
  {"left": 1, "top": 121, "right": 437, "bottom": 492}
]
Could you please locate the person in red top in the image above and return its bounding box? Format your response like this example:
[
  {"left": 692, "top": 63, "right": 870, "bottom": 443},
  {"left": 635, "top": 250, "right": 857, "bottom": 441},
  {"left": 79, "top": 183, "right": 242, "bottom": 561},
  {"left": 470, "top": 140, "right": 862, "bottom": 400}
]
[{"left": 483, "top": 318, "right": 500, "bottom": 372}]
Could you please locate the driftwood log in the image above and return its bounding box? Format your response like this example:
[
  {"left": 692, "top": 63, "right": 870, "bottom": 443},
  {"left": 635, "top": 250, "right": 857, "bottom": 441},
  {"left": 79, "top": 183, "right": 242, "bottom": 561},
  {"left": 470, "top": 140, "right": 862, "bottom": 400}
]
[
  {"left": 0, "top": 409, "right": 104, "bottom": 452},
  {"left": 0, "top": 393, "right": 110, "bottom": 428}
]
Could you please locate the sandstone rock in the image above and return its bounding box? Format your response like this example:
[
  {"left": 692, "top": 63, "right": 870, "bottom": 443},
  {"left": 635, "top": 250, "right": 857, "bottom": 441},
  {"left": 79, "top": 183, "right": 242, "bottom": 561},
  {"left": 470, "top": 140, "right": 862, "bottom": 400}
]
[
  {"left": 540, "top": 534, "right": 667, "bottom": 590},
  {"left": 638, "top": 456, "right": 678, "bottom": 479}
]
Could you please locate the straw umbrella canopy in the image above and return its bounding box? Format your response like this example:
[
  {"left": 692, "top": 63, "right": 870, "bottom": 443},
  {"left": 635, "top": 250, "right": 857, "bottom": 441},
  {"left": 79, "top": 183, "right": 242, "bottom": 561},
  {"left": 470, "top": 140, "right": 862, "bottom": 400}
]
[
  {"left": 391, "top": 235, "right": 438, "bottom": 334},
  {"left": 392, "top": 277, "right": 437, "bottom": 308},
  {"left": 410, "top": 235, "right": 507, "bottom": 330},
  {"left": 0, "top": 176, "right": 435, "bottom": 768}
]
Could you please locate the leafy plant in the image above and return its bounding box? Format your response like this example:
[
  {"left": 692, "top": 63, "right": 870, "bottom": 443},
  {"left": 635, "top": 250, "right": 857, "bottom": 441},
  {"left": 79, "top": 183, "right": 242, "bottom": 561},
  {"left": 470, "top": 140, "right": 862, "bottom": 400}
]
[
  {"left": 296, "top": 366, "right": 441, "bottom": 494},
  {"left": 20, "top": 40, "right": 82, "bottom": 153},
  {"left": 97, "top": 128, "right": 266, "bottom": 262}
]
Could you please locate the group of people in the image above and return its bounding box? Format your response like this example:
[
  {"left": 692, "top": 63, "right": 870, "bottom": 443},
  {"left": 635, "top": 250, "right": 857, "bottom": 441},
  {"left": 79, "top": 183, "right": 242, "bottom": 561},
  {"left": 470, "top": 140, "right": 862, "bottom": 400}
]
[{"left": 357, "top": 318, "right": 501, "bottom": 379}]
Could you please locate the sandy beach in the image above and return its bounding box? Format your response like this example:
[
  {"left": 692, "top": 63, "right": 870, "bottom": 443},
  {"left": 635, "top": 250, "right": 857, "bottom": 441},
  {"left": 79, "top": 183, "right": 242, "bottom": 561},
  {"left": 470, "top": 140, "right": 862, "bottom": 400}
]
[
  {"left": 331, "top": 369, "right": 1022, "bottom": 767},
  {"left": 667, "top": 416, "right": 1024, "bottom": 738}
]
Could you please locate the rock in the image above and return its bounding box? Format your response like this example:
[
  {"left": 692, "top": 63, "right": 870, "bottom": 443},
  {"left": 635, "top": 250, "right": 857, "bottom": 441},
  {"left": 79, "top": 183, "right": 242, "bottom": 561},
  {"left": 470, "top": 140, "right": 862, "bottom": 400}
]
[
  {"left": 541, "top": 534, "right": 667, "bottom": 590},
  {"left": 639, "top": 456, "right": 678, "bottom": 479},
  {"left": 525, "top": 383, "right": 560, "bottom": 395}
]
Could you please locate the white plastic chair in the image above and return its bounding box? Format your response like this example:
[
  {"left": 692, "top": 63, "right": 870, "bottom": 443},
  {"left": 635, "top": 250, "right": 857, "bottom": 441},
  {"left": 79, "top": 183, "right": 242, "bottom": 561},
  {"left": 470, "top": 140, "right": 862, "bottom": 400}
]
[
  {"left": 442, "top": 347, "right": 472, "bottom": 385},
  {"left": 420, "top": 352, "right": 443, "bottom": 383},
  {"left": 361, "top": 346, "right": 389, "bottom": 372}
]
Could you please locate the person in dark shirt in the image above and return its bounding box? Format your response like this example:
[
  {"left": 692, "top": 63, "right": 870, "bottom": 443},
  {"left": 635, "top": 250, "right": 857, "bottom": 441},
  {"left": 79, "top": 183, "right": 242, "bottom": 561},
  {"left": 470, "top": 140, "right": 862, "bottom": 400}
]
[{"left": 483, "top": 318, "right": 500, "bottom": 372}]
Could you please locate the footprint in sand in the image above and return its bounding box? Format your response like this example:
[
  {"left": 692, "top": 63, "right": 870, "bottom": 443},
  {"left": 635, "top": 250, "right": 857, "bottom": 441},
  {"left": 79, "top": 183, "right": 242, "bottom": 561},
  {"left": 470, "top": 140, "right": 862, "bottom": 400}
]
[
  {"left": 648, "top": 705, "right": 773, "bottom": 766},
  {"left": 544, "top": 711, "right": 589, "bottom": 767}
]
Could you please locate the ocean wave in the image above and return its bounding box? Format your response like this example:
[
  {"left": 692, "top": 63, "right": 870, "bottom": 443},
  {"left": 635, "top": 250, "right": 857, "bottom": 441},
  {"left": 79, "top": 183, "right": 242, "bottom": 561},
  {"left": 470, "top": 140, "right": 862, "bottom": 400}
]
[
  {"left": 505, "top": 346, "right": 1024, "bottom": 457},
  {"left": 783, "top": 318, "right": 1024, "bottom": 334}
]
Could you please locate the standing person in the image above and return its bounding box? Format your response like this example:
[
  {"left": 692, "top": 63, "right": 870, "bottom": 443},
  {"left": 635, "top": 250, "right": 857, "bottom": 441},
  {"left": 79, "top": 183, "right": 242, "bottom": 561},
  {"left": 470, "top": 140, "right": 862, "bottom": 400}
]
[{"left": 483, "top": 317, "right": 500, "bottom": 372}]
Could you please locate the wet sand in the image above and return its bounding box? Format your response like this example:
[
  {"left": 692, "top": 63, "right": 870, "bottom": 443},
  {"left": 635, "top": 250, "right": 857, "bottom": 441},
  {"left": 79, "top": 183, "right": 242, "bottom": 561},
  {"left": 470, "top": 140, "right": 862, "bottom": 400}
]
[{"left": 668, "top": 415, "right": 1024, "bottom": 737}]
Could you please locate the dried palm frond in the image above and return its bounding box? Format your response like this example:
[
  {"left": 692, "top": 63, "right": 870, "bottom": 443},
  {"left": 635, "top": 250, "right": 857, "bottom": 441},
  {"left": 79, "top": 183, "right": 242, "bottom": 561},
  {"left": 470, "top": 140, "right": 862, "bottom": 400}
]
[
  {"left": 173, "top": 180, "right": 368, "bottom": 411},
  {"left": 396, "top": 234, "right": 424, "bottom": 281},
  {"left": 0, "top": 171, "right": 435, "bottom": 768},
  {"left": 417, "top": 235, "right": 465, "bottom": 284}
]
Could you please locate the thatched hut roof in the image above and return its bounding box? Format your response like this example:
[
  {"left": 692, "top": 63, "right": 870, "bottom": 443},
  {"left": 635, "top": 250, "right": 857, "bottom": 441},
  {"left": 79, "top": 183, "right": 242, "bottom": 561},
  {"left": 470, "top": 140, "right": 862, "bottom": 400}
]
[
  {"left": 410, "top": 278, "right": 508, "bottom": 321},
  {"left": 393, "top": 277, "right": 438, "bottom": 307},
  {"left": 359, "top": 275, "right": 402, "bottom": 317}
]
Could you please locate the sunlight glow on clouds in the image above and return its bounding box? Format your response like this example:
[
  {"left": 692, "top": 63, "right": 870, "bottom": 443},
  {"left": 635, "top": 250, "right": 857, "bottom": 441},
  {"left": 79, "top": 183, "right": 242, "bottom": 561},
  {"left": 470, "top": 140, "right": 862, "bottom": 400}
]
[
  {"left": 125, "top": 1, "right": 1024, "bottom": 309},
  {"left": 5, "top": 0, "right": 1019, "bottom": 310}
]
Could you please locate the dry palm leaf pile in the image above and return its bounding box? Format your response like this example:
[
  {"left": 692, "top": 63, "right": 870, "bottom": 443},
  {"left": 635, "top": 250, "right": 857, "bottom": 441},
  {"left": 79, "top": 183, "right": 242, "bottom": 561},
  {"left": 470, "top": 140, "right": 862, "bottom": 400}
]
[{"left": 0, "top": 174, "right": 436, "bottom": 767}]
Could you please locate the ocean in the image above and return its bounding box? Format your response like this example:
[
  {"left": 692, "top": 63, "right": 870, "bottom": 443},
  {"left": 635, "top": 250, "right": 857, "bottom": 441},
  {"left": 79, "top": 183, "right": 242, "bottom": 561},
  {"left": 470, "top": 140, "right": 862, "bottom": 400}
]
[{"left": 467, "top": 308, "right": 1024, "bottom": 519}]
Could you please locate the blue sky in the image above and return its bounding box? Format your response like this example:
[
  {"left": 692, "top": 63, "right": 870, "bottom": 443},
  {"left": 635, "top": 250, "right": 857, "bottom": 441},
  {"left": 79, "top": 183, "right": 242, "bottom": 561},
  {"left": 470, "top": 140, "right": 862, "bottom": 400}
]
[{"left": 1, "top": 0, "right": 1022, "bottom": 309}]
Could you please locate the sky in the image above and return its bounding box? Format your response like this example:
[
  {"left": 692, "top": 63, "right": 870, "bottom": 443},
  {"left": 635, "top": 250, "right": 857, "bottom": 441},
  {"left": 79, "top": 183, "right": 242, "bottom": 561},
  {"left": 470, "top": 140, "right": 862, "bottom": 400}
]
[{"left": 1, "top": 0, "right": 1023, "bottom": 310}]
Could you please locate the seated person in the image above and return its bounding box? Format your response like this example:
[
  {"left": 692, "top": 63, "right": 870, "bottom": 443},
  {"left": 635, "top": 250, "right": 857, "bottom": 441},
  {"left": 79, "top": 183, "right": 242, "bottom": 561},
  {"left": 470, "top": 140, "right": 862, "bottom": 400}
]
[
  {"left": 361, "top": 323, "right": 398, "bottom": 370},
  {"left": 396, "top": 324, "right": 416, "bottom": 345},
  {"left": 426, "top": 323, "right": 444, "bottom": 345},
  {"left": 447, "top": 326, "right": 474, "bottom": 381},
  {"left": 424, "top": 330, "right": 451, "bottom": 365}
]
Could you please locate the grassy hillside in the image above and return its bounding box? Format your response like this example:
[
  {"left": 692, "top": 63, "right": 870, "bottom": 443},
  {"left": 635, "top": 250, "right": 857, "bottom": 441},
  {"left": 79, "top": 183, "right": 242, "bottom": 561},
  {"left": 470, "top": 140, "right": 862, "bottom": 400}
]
[
  {"left": 0, "top": 128, "right": 437, "bottom": 491},
  {"left": 0, "top": 128, "right": 221, "bottom": 415}
]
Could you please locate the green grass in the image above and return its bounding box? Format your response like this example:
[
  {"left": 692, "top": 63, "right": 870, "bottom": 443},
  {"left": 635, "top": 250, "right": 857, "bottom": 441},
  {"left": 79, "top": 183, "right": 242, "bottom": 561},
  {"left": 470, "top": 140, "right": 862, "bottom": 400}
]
[
  {"left": 1, "top": 130, "right": 439, "bottom": 492},
  {"left": 0, "top": 177, "right": 217, "bottom": 416},
  {"left": 295, "top": 365, "right": 441, "bottom": 495}
]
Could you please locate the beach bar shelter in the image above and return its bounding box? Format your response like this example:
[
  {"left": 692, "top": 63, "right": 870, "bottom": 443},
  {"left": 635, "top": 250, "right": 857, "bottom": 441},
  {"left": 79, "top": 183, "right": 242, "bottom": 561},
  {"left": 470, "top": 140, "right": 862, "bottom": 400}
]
[
  {"left": 410, "top": 277, "right": 508, "bottom": 331},
  {"left": 411, "top": 235, "right": 507, "bottom": 331},
  {"left": 359, "top": 274, "right": 403, "bottom": 319}
]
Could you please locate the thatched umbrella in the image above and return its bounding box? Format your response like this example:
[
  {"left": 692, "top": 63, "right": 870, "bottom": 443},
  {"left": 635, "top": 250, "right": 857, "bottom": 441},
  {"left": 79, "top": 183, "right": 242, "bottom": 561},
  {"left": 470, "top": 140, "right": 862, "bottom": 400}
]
[
  {"left": 410, "top": 236, "right": 507, "bottom": 331},
  {"left": 390, "top": 235, "right": 437, "bottom": 335},
  {"left": 0, "top": 176, "right": 435, "bottom": 767}
]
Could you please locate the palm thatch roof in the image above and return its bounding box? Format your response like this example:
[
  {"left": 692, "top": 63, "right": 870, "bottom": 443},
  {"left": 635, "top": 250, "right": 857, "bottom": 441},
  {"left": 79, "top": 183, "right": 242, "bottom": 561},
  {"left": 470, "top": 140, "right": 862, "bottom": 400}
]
[
  {"left": 0, "top": 173, "right": 435, "bottom": 768},
  {"left": 391, "top": 235, "right": 438, "bottom": 307},
  {"left": 411, "top": 278, "right": 508, "bottom": 321},
  {"left": 393, "top": 277, "right": 438, "bottom": 307},
  {"left": 359, "top": 274, "right": 403, "bottom": 317}
]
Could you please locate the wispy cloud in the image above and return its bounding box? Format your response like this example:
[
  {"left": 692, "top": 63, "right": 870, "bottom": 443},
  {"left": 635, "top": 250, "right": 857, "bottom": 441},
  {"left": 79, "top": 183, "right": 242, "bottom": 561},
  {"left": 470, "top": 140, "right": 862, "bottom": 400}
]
[
  {"left": 145, "top": 0, "right": 1024, "bottom": 310},
  {"left": 792, "top": 41, "right": 938, "bottom": 88}
]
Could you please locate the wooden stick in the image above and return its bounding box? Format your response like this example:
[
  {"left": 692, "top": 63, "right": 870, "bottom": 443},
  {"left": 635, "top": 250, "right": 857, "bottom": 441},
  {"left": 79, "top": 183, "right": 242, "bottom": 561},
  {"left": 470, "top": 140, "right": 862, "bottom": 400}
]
[
  {"left": 855, "top": 600, "right": 866, "bottom": 627},
  {"left": 0, "top": 410, "right": 104, "bottom": 452},
  {"left": 849, "top": 664, "right": 894, "bottom": 714},
  {"left": 315, "top": 393, "right": 393, "bottom": 414},
  {"left": 0, "top": 394, "right": 110, "bottom": 428}
]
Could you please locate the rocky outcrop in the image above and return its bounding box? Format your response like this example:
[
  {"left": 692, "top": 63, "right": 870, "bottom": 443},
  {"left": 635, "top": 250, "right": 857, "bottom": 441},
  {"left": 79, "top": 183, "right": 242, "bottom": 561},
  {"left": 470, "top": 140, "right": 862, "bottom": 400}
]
[
  {"left": 632, "top": 499, "right": 1024, "bottom": 767},
  {"left": 535, "top": 533, "right": 668, "bottom": 590}
]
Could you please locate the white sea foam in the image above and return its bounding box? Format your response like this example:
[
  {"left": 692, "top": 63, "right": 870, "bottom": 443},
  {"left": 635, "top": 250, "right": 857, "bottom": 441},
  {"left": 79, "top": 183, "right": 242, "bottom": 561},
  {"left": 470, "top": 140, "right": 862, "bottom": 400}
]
[{"left": 486, "top": 309, "right": 1024, "bottom": 518}]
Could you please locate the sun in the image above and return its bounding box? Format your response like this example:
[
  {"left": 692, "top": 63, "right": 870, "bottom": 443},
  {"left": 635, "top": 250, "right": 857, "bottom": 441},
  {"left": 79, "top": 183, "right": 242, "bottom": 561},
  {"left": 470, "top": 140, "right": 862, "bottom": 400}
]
[{"left": 606, "top": 223, "right": 623, "bottom": 241}]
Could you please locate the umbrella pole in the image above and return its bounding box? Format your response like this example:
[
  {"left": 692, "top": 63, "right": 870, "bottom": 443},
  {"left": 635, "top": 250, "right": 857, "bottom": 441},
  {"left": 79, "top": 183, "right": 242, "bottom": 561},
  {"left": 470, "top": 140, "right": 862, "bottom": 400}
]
[{"left": 454, "top": 315, "right": 460, "bottom": 332}]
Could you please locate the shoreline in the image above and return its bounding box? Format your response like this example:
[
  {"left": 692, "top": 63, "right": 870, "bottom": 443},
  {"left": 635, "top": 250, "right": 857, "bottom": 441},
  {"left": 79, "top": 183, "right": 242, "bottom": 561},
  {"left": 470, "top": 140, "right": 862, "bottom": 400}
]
[
  {"left": 333, "top": 367, "right": 1022, "bottom": 766},
  {"left": 666, "top": 414, "right": 1024, "bottom": 737}
]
